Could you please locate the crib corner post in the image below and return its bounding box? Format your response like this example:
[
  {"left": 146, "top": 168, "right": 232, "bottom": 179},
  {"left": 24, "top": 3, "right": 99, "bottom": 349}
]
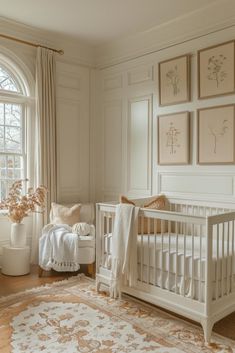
[{"left": 201, "top": 318, "right": 214, "bottom": 345}]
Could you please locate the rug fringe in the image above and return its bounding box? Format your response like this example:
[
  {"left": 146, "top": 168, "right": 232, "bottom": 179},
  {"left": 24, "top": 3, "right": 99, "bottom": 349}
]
[{"left": 0, "top": 273, "right": 94, "bottom": 303}]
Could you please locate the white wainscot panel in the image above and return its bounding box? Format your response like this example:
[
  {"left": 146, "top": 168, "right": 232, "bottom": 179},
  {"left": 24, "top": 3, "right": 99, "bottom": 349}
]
[
  {"left": 57, "top": 73, "right": 80, "bottom": 91},
  {"left": 103, "top": 75, "right": 122, "bottom": 91},
  {"left": 103, "top": 101, "right": 122, "bottom": 191},
  {"left": 159, "top": 172, "right": 235, "bottom": 200},
  {"left": 127, "top": 96, "right": 152, "bottom": 195},
  {"left": 127, "top": 65, "right": 153, "bottom": 86},
  {"left": 57, "top": 99, "right": 81, "bottom": 199}
]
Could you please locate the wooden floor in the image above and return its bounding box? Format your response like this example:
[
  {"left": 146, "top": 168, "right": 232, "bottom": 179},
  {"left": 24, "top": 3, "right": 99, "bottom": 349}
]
[{"left": 0, "top": 266, "right": 235, "bottom": 341}]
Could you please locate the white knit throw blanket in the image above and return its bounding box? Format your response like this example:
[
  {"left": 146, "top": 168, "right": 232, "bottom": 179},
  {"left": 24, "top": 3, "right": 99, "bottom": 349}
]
[
  {"left": 110, "top": 204, "right": 139, "bottom": 299},
  {"left": 39, "top": 224, "right": 80, "bottom": 272}
]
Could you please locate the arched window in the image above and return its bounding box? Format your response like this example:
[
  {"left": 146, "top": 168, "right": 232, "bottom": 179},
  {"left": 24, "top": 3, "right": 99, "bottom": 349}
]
[{"left": 0, "top": 62, "right": 28, "bottom": 200}]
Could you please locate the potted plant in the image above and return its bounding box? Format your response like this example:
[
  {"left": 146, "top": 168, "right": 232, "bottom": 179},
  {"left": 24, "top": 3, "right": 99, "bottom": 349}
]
[{"left": 0, "top": 179, "right": 47, "bottom": 247}]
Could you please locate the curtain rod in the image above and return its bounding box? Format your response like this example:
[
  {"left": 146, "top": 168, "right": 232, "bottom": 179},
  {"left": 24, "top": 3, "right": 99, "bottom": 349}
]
[{"left": 0, "top": 33, "right": 64, "bottom": 55}]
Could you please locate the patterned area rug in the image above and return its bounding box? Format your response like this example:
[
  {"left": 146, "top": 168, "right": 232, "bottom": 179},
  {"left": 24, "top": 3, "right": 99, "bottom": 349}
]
[{"left": 0, "top": 275, "right": 234, "bottom": 353}]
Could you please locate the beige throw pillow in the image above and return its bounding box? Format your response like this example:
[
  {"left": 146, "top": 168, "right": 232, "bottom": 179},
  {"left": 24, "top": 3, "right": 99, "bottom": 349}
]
[
  {"left": 120, "top": 195, "right": 167, "bottom": 233},
  {"left": 51, "top": 202, "right": 81, "bottom": 226}
]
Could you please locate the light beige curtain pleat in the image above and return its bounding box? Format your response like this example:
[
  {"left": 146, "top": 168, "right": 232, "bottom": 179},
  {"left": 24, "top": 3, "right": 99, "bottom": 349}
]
[{"left": 31, "top": 47, "right": 57, "bottom": 263}]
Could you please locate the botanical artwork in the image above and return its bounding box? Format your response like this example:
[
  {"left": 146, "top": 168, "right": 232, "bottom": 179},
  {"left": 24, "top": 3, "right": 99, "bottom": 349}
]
[
  {"left": 158, "top": 112, "right": 189, "bottom": 165},
  {"left": 198, "top": 41, "right": 235, "bottom": 98},
  {"left": 159, "top": 55, "right": 190, "bottom": 106},
  {"left": 207, "top": 54, "right": 227, "bottom": 88},
  {"left": 166, "top": 65, "right": 180, "bottom": 96},
  {"left": 166, "top": 122, "right": 181, "bottom": 154},
  {"left": 198, "top": 105, "right": 235, "bottom": 164}
]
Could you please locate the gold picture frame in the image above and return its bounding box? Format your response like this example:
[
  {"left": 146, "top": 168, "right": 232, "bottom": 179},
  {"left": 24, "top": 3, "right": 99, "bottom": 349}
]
[
  {"left": 197, "top": 104, "right": 235, "bottom": 165},
  {"left": 158, "top": 54, "right": 191, "bottom": 106},
  {"left": 158, "top": 111, "right": 190, "bottom": 165},
  {"left": 198, "top": 40, "right": 235, "bottom": 99}
]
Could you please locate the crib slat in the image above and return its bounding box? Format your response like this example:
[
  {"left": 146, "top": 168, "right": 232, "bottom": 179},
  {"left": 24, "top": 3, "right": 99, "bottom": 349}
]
[
  {"left": 216, "top": 223, "right": 219, "bottom": 300},
  {"left": 222, "top": 222, "right": 225, "bottom": 298},
  {"left": 231, "top": 221, "right": 235, "bottom": 291},
  {"left": 140, "top": 216, "right": 144, "bottom": 283},
  {"left": 199, "top": 224, "right": 202, "bottom": 303},
  {"left": 227, "top": 222, "right": 230, "bottom": 295},
  {"left": 183, "top": 222, "right": 186, "bottom": 297},
  {"left": 191, "top": 224, "right": 195, "bottom": 299},
  {"left": 161, "top": 220, "right": 164, "bottom": 289},
  {"left": 168, "top": 220, "right": 171, "bottom": 291},
  {"left": 154, "top": 219, "right": 157, "bottom": 286},
  {"left": 232, "top": 220, "right": 234, "bottom": 292},
  {"left": 101, "top": 213, "right": 105, "bottom": 266},
  {"left": 175, "top": 222, "right": 178, "bottom": 294},
  {"left": 107, "top": 215, "right": 110, "bottom": 254},
  {"left": 147, "top": 233, "right": 151, "bottom": 284}
]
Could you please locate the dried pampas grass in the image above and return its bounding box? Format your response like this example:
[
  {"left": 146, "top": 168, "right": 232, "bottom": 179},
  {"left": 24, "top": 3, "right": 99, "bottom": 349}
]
[{"left": 0, "top": 179, "right": 47, "bottom": 223}]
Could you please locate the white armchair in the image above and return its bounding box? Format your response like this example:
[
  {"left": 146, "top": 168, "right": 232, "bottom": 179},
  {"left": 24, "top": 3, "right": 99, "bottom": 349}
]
[{"left": 38, "top": 203, "right": 95, "bottom": 277}]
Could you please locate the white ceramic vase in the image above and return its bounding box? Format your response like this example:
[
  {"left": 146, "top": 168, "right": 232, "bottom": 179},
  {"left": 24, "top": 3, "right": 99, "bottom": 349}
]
[{"left": 10, "top": 223, "right": 27, "bottom": 248}]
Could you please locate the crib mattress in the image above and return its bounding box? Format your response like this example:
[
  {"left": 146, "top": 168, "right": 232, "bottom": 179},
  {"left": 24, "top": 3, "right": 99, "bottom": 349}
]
[{"left": 103, "top": 233, "right": 235, "bottom": 300}]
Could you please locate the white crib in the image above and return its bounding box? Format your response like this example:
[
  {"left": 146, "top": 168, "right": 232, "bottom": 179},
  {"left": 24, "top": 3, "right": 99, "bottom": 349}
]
[{"left": 96, "top": 197, "right": 235, "bottom": 343}]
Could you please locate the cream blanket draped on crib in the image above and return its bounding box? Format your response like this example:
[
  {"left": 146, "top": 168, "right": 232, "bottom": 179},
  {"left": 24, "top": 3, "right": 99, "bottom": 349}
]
[{"left": 110, "top": 204, "right": 139, "bottom": 298}]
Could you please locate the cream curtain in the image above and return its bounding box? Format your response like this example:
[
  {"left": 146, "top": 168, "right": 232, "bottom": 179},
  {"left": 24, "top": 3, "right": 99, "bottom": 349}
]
[{"left": 31, "top": 47, "right": 57, "bottom": 263}]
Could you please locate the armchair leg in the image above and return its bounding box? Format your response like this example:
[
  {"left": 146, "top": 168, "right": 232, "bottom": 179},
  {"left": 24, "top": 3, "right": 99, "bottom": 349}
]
[
  {"left": 38, "top": 266, "right": 44, "bottom": 277},
  {"left": 87, "top": 262, "right": 95, "bottom": 278}
]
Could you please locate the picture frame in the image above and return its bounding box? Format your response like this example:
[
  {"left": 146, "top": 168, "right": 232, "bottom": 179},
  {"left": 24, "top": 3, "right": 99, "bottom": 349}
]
[
  {"left": 197, "top": 104, "right": 235, "bottom": 165},
  {"left": 158, "top": 111, "right": 190, "bottom": 165},
  {"left": 198, "top": 40, "right": 235, "bottom": 99},
  {"left": 158, "top": 54, "right": 190, "bottom": 106}
]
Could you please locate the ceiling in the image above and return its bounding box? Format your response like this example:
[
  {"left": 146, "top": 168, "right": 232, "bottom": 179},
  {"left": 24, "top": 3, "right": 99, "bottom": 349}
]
[{"left": 0, "top": 0, "right": 218, "bottom": 44}]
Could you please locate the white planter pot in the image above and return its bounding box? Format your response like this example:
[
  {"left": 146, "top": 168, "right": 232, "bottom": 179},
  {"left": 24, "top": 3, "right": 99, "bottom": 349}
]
[{"left": 10, "top": 223, "right": 27, "bottom": 248}]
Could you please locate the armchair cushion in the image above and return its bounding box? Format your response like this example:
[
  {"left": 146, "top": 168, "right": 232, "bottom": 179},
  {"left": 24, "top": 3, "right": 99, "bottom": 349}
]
[{"left": 50, "top": 202, "right": 81, "bottom": 226}]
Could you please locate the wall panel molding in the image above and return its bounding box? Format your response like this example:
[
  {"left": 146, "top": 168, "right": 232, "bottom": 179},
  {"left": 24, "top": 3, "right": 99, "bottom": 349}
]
[
  {"left": 102, "top": 100, "right": 123, "bottom": 193},
  {"left": 127, "top": 65, "right": 154, "bottom": 86},
  {"left": 127, "top": 95, "right": 152, "bottom": 196},
  {"left": 103, "top": 75, "right": 123, "bottom": 91},
  {"left": 157, "top": 171, "right": 235, "bottom": 203}
]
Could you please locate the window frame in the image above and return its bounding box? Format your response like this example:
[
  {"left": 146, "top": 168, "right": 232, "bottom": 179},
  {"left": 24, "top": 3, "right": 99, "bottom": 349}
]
[{"left": 0, "top": 71, "right": 28, "bottom": 200}]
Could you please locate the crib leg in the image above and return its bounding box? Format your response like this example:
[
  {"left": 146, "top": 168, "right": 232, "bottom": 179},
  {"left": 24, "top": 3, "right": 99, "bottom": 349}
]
[
  {"left": 96, "top": 280, "right": 101, "bottom": 292},
  {"left": 201, "top": 319, "right": 213, "bottom": 344}
]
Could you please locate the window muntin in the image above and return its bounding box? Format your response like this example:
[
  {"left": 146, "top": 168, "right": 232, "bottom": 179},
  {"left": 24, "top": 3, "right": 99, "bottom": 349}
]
[
  {"left": 0, "top": 64, "right": 26, "bottom": 201},
  {"left": 0, "top": 66, "right": 20, "bottom": 93}
]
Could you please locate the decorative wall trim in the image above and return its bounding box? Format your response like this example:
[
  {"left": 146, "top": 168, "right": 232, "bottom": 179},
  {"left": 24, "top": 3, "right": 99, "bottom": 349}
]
[
  {"left": 95, "top": 1, "right": 235, "bottom": 68},
  {"left": 103, "top": 75, "right": 122, "bottom": 91},
  {"left": 102, "top": 100, "right": 123, "bottom": 193},
  {"left": 57, "top": 72, "right": 81, "bottom": 91},
  {"left": 127, "top": 65, "right": 154, "bottom": 86},
  {"left": 0, "top": 16, "right": 95, "bottom": 67},
  {"left": 157, "top": 171, "right": 235, "bottom": 203},
  {"left": 127, "top": 95, "right": 152, "bottom": 196}
]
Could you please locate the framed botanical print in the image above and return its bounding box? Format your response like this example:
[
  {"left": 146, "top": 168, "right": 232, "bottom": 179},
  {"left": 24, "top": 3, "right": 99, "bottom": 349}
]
[
  {"left": 198, "top": 40, "right": 235, "bottom": 99},
  {"left": 158, "top": 111, "right": 190, "bottom": 165},
  {"left": 158, "top": 54, "right": 190, "bottom": 106},
  {"left": 197, "top": 104, "right": 235, "bottom": 165}
]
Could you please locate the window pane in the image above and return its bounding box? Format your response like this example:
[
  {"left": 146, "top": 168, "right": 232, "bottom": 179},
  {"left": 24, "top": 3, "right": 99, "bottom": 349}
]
[
  {"left": 5, "top": 104, "right": 21, "bottom": 127},
  {"left": 1, "top": 168, "right": 6, "bottom": 179},
  {"left": 14, "top": 155, "right": 23, "bottom": 169},
  {"left": 0, "top": 103, "right": 4, "bottom": 125},
  {"left": 5, "top": 126, "right": 21, "bottom": 153},
  {"left": 0, "top": 181, "right": 7, "bottom": 200},
  {"left": 0, "top": 126, "right": 4, "bottom": 151},
  {"left": 0, "top": 155, "right": 6, "bottom": 168},
  {"left": 7, "top": 155, "right": 14, "bottom": 168},
  {"left": 0, "top": 66, "right": 19, "bottom": 92}
]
